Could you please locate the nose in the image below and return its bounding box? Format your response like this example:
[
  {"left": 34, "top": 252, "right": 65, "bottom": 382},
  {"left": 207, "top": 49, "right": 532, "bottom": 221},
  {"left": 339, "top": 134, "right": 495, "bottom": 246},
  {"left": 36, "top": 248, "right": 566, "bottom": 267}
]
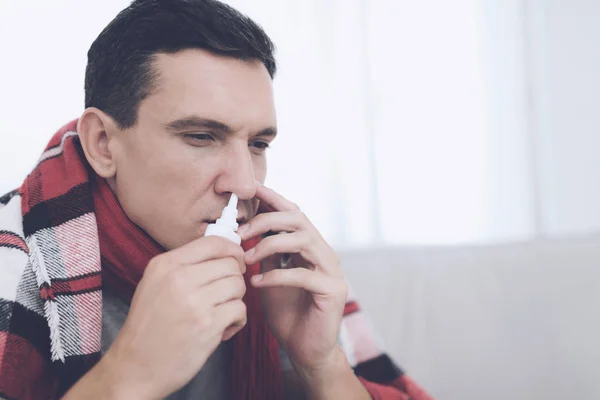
[{"left": 214, "top": 142, "right": 257, "bottom": 200}]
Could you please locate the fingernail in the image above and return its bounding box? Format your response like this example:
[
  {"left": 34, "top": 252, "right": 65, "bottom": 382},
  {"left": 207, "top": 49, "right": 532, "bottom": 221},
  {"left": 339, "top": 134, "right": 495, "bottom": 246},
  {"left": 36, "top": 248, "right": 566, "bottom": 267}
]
[
  {"left": 237, "top": 224, "right": 249, "bottom": 236},
  {"left": 252, "top": 274, "right": 263, "bottom": 284},
  {"left": 245, "top": 248, "right": 255, "bottom": 260}
]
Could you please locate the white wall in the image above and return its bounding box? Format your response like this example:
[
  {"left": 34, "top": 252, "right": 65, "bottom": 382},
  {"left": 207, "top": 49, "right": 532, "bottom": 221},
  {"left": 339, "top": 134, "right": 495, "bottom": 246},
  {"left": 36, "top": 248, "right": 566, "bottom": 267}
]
[
  {"left": 529, "top": 0, "right": 600, "bottom": 236},
  {"left": 0, "top": 0, "right": 132, "bottom": 192}
]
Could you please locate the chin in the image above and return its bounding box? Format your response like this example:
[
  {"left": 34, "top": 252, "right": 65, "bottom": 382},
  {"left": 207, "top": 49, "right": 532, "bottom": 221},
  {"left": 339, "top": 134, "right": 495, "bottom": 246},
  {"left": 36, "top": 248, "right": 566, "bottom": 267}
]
[
  {"left": 160, "top": 228, "right": 206, "bottom": 251},
  {"left": 195, "top": 222, "right": 210, "bottom": 239}
]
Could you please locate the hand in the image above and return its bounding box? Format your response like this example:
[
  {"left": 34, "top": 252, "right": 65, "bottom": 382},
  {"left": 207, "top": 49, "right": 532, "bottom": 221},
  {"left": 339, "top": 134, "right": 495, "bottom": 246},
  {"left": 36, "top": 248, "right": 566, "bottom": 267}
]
[
  {"left": 238, "top": 182, "right": 349, "bottom": 378},
  {"left": 96, "top": 236, "right": 247, "bottom": 399}
]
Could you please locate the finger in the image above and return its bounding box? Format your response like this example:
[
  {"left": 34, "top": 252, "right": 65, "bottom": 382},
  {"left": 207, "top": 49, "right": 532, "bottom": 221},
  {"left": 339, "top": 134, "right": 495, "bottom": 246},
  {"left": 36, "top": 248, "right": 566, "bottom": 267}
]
[
  {"left": 251, "top": 268, "right": 339, "bottom": 296},
  {"left": 222, "top": 324, "right": 242, "bottom": 342},
  {"left": 180, "top": 257, "right": 245, "bottom": 288},
  {"left": 169, "top": 235, "right": 245, "bottom": 267},
  {"left": 254, "top": 182, "right": 299, "bottom": 212},
  {"left": 245, "top": 232, "right": 339, "bottom": 274},
  {"left": 257, "top": 199, "right": 276, "bottom": 214},
  {"left": 201, "top": 275, "right": 246, "bottom": 306},
  {"left": 215, "top": 299, "right": 247, "bottom": 336},
  {"left": 237, "top": 210, "right": 311, "bottom": 241},
  {"left": 244, "top": 231, "right": 321, "bottom": 267}
]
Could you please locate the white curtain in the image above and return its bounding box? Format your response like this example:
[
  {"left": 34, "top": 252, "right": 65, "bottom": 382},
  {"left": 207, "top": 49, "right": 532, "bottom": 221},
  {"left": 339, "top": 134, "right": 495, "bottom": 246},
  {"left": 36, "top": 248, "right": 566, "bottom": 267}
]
[{"left": 1, "top": 0, "right": 598, "bottom": 248}]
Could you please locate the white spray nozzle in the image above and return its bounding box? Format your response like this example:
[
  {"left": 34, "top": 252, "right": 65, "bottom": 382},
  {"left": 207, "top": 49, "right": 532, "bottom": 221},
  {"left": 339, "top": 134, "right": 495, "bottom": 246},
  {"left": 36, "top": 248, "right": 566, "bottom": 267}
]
[
  {"left": 204, "top": 193, "right": 241, "bottom": 245},
  {"left": 227, "top": 193, "right": 238, "bottom": 211},
  {"left": 216, "top": 193, "right": 238, "bottom": 229}
]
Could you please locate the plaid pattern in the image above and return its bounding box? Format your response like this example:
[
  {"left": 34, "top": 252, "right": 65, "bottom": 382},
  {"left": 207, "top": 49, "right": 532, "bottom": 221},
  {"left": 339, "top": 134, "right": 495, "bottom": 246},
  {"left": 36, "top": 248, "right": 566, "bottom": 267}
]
[
  {"left": 0, "top": 120, "right": 433, "bottom": 399},
  {"left": 0, "top": 120, "right": 100, "bottom": 399}
]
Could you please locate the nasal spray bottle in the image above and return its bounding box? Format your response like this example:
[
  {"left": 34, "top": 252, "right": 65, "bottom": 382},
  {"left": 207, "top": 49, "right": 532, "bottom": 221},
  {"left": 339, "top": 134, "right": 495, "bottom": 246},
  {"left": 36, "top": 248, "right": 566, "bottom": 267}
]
[{"left": 204, "top": 193, "right": 242, "bottom": 245}]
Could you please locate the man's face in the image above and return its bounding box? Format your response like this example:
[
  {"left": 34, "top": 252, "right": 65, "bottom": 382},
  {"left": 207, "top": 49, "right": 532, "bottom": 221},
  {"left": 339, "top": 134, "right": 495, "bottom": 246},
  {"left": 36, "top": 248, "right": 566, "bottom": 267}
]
[{"left": 107, "top": 49, "right": 277, "bottom": 250}]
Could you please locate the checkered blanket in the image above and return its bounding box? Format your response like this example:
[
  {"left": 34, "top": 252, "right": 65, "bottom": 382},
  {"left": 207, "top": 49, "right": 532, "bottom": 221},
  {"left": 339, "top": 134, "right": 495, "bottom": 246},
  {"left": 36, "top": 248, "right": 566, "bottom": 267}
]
[{"left": 0, "top": 120, "right": 433, "bottom": 399}]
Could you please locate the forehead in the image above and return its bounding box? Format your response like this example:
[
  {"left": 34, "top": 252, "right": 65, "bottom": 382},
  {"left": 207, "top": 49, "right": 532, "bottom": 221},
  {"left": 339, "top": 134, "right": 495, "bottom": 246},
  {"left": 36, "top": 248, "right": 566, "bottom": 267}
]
[{"left": 141, "top": 49, "right": 276, "bottom": 128}]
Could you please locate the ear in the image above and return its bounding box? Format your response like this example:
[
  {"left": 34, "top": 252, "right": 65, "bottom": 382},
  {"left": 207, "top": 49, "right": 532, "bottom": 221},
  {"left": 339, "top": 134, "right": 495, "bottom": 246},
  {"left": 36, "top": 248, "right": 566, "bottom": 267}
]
[{"left": 77, "top": 108, "right": 119, "bottom": 179}]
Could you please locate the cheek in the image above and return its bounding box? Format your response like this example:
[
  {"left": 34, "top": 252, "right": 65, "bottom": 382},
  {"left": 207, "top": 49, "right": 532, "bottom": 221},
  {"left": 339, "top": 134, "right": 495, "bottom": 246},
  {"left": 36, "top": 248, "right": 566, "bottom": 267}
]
[
  {"left": 252, "top": 155, "right": 267, "bottom": 183},
  {"left": 116, "top": 135, "right": 206, "bottom": 204}
]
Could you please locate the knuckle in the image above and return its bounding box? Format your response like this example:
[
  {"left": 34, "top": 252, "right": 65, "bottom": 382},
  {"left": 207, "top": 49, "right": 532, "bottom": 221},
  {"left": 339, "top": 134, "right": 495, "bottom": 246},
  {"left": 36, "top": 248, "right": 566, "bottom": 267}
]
[
  {"left": 145, "top": 254, "right": 166, "bottom": 275},
  {"left": 251, "top": 214, "right": 265, "bottom": 225},
  {"left": 197, "top": 309, "right": 214, "bottom": 331},
  {"left": 252, "top": 240, "right": 266, "bottom": 255},
  {"left": 298, "top": 210, "right": 309, "bottom": 223},
  {"left": 300, "top": 231, "right": 314, "bottom": 248},
  {"left": 207, "top": 235, "right": 233, "bottom": 254},
  {"left": 235, "top": 246, "right": 245, "bottom": 260},
  {"left": 227, "top": 276, "right": 246, "bottom": 298},
  {"left": 215, "top": 236, "right": 231, "bottom": 252},
  {"left": 237, "top": 276, "right": 247, "bottom": 297},
  {"left": 224, "top": 239, "right": 240, "bottom": 254},
  {"left": 291, "top": 210, "right": 307, "bottom": 227},
  {"left": 214, "top": 238, "right": 243, "bottom": 260},
  {"left": 226, "top": 255, "right": 244, "bottom": 275},
  {"left": 235, "top": 300, "right": 247, "bottom": 319},
  {"left": 332, "top": 253, "right": 341, "bottom": 267},
  {"left": 225, "top": 255, "right": 241, "bottom": 271},
  {"left": 339, "top": 281, "right": 349, "bottom": 299},
  {"left": 183, "top": 291, "right": 197, "bottom": 310}
]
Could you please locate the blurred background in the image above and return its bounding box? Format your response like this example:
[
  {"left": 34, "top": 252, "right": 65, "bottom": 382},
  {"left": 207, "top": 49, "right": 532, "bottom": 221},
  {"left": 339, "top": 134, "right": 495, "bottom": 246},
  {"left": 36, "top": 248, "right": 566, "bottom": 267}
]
[{"left": 1, "top": 1, "right": 599, "bottom": 399}]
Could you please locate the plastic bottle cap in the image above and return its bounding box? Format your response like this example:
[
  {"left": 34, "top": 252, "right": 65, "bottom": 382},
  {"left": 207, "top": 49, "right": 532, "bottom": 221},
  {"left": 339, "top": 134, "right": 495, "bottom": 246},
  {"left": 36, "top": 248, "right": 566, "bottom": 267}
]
[{"left": 204, "top": 193, "right": 242, "bottom": 245}]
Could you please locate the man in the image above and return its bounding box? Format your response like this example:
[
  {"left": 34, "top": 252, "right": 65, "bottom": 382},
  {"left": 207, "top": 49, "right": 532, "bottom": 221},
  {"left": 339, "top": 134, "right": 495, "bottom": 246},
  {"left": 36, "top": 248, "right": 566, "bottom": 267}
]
[{"left": 0, "top": 0, "right": 433, "bottom": 399}]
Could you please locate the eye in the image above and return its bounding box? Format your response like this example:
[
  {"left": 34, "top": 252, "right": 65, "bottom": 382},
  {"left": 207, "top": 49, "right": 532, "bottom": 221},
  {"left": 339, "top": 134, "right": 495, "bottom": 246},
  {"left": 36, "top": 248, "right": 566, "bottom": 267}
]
[
  {"left": 250, "top": 140, "right": 270, "bottom": 151},
  {"left": 184, "top": 133, "right": 216, "bottom": 145}
]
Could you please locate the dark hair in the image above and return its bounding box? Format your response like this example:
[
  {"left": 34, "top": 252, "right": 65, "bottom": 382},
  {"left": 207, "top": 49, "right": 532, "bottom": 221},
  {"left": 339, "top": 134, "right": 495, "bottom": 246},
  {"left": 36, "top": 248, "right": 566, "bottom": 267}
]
[{"left": 84, "top": 0, "right": 277, "bottom": 128}]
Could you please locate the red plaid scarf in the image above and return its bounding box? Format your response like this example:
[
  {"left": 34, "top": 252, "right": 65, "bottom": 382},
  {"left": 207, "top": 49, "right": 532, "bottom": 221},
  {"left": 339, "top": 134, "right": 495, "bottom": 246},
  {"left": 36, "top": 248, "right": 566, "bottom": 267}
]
[{"left": 17, "top": 120, "right": 283, "bottom": 398}]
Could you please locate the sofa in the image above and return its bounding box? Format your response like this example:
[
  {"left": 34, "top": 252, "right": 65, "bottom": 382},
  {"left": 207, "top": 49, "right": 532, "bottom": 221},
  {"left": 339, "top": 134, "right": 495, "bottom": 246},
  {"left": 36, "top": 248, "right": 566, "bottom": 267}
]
[{"left": 340, "top": 234, "right": 600, "bottom": 399}]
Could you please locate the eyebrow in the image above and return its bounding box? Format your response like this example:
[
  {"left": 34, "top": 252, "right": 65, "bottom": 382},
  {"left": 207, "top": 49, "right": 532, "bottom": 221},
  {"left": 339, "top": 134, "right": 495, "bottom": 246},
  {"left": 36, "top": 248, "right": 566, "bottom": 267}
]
[
  {"left": 165, "top": 116, "right": 232, "bottom": 133},
  {"left": 165, "top": 116, "right": 277, "bottom": 138},
  {"left": 256, "top": 127, "right": 277, "bottom": 138}
]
